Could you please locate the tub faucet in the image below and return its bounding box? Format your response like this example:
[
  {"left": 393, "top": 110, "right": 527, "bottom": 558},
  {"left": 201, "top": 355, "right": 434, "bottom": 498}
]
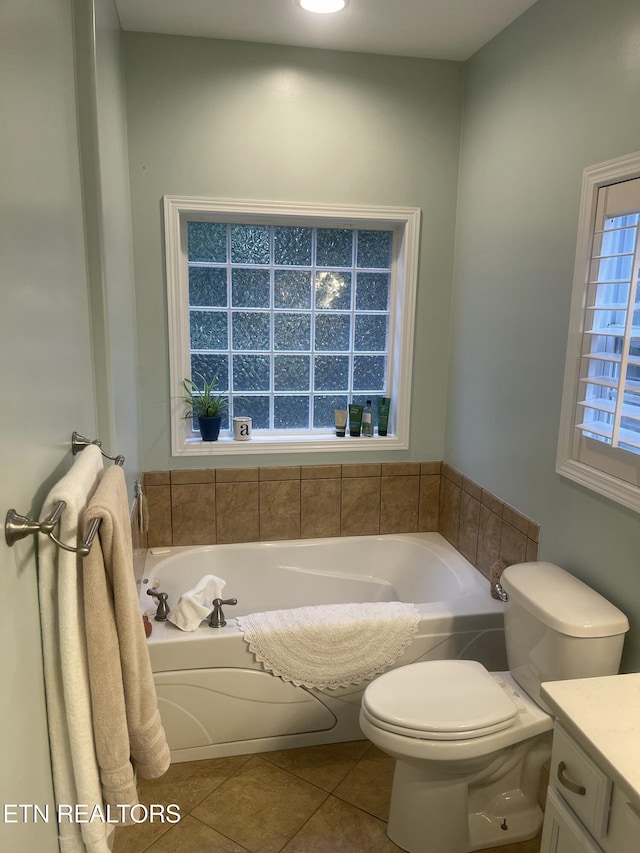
[
  {"left": 147, "top": 589, "right": 170, "bottom": 622},
  {"left": 210, "top": 597, "right": 237, "bottom": 628}
]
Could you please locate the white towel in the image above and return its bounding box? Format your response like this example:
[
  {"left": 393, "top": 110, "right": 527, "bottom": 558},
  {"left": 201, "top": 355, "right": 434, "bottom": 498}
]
[
  {"left": 168, "top": 574, "right": 227, "bottom": 631},
  {"left": 38, "top": 444, "right": 114, "bottom": 853},
  {"left": 238, "top": 601, "right": 421, "bottom": 691}
]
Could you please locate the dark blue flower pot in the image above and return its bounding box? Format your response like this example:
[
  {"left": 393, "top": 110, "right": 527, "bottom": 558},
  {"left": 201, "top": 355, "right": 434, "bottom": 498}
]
[{"left": 198, "top": 416, "right": 222, "bottom": 441}]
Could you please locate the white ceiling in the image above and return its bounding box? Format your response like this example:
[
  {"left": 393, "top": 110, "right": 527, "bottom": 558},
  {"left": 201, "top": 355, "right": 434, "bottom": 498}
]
[{"left": 114, "top": 0, "right": 539, "bottom": 62}]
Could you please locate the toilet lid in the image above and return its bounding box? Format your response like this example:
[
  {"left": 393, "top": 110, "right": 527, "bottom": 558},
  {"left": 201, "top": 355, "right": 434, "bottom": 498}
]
[{"left": 362, "top": 660, "right": 518, "bottom": 740}]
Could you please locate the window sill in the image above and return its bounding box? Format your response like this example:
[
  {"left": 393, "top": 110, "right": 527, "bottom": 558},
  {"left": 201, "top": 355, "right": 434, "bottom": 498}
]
[
  {"left": 173, "top": 433, "right": 407, "bottom": 457},
  {"left": 556, "top": 457, "right": 640, "bottom": 514}
]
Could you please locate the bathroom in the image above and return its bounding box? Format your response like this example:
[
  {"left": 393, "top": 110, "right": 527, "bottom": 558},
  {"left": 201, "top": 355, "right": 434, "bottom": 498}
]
[{"left": 3, "top": 0, "right": 640, "bottom": 851}]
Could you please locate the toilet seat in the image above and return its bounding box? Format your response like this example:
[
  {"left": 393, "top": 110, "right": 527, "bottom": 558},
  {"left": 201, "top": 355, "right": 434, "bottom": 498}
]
[{"left": 362, "top": 659, "right": 518, "bottom": 741}]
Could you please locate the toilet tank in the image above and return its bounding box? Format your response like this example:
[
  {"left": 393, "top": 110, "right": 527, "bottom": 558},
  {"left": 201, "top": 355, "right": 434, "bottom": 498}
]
[{"left": 501, "top": 562, "right": 629, "bottom": 710}]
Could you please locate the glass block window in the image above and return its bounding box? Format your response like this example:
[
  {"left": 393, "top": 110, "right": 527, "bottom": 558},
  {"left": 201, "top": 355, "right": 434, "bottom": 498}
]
[
  {"left": 184, "top": 222, "right": 393, "bottom": 433},
  {"left": 164, "top": 197, "right": 421, "bottom": 455}
]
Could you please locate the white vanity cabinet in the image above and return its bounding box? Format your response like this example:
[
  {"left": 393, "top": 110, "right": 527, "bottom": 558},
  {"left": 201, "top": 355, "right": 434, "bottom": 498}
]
[{"left": 540, "top": 675, "right": 640, "bottom": 853}]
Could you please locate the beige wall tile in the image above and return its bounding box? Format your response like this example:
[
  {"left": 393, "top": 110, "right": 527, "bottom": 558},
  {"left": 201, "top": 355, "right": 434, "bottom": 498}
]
[
  {"left": 526, "top": 537, "right": 539, "bottom": 562},
  {"left": 259, "top": 466, "right": 301, "bottom": 481},
  {"left": 500, "top": 521, "right": 527, "bottom": 565},
  {"left": 301, "top": 479, "right": 341, "bottom": 539},
  {"left": 503, "top": 503, "right": 530, "bottom": 535},
  {"left": 380, "top": 462, "right": 420, "bottom": 477},
  {"left": 461, "top": 476, "right": 482, "bottom": 501},
  {"left": 301, "top": 465, "right": 342, "bottom": 479},
  {"left": 439, "top": 477, "right": 461, "bottom": 547},
  {"left": 341, "top": 478, "right": 380, "bottom": 536},
  {"left": 171, "top": 483, "right": 216, "bottom": 546},
  {"left": 259, "top": 480, "right": 301, "bottom": 541},
  {"left": 476, "top": 505, "right": 502, "bottom": 578},
  {"left": 146, "top": 485, "right": 172, "bottom": 547},
  {"left": 458, "top": 491, "right": 480, "bottom": 565},
  {"left": 481, "top": 489, "right": 503, "bottom": 516},
  {"left": 170, "top": 469, "right": 215, "bottom": 484},
  {"left": 341, "top": 463, "right": 381, "bottom": 478},
  {"left": 145, "top": 470, "right": 170, "bottom": 486},
  {"left": 215, "top": 467, "right": 259, "bottom": 483},
  {"left": 142, "top": 462, "right": 542, "bottom": 561},
  {"left": 380, "top": 475, "right": 419, "bottom": 533},
  {"left": 442, "top": 463, "right": 462, "bottom": 486},
  {"left": 216, "top": 482, "right": 259, "bottom": 544},
  {"left": 420, "top": 461, "right": 442, "bottom": 475},
  {"left": 418, "top": 474, "right": 440, "bottom": 532}
]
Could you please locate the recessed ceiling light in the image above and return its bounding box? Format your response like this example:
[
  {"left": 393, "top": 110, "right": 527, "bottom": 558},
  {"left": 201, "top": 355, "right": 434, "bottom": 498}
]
[{"left": 296, "top": 0, "right": 348, "bottom": 14}]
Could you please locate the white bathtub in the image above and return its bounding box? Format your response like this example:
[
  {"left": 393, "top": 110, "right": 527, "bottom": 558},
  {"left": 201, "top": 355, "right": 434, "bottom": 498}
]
[{"left": 140, "top": 532, "right": 506, "bottom": 763}]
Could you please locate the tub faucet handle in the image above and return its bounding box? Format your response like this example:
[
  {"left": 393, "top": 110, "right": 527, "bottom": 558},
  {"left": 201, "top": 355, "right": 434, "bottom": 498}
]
[
  {"left": 147, "top": 588, "right": 170, "bottom": 622},
  {"left": 210, "top": 597, "right": 238, "bottom": 628}
]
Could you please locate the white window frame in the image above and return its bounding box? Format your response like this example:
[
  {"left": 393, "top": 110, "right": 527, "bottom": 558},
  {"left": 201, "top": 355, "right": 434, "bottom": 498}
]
[
  {"left": 164, "top": 196, "right": 421, "bottom": 457},
  {"left": 557, "top": 151, "right": 640, "bottom": 511}
]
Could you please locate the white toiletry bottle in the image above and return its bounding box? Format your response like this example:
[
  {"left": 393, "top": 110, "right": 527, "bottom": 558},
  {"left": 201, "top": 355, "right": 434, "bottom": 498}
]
[{"left": 362, "top": 400, "right": 374, "bottom": 436}]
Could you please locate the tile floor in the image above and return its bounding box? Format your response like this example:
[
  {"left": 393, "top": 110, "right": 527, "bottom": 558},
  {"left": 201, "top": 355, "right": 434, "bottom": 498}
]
[{"left": 114, "top": 741, "right": 542, "bottom": 853}]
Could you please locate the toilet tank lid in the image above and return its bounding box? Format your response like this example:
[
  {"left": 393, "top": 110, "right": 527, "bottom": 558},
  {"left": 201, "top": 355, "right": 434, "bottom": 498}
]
[{"left": 501, "top": 562, "right": 629, "bottom": 638}]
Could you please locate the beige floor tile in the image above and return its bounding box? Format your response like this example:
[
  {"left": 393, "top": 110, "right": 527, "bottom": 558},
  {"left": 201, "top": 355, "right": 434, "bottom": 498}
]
[
  {"left": 191, "top": 756, "right": 327, "bottom": 853},
  {"left": 139, "top": 755, "right": 252, "bottom": 812},
  {"left": 113, "top": 820, "right": 172, "bottom": 853},
  {"left": 478, "top": 831, "right": 541, "bottom": 853},
  {"left": 143, "top": 815, "right": 249, "bottom": 852},
  {"left": 113, "top": 755, "right": 250, "bottom": 853},
  {"left": 260, "top": 740, "right": 371, "bottom": 792},
  {"left": 333, "top": 746, "right": 395, "bottom": 821},
  {"left": 281, "top": 795, "right": 403, "bottom": 852}
]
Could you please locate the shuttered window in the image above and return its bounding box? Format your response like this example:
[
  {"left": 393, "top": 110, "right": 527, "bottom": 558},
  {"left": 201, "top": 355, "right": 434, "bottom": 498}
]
[
  {"left": 557, "top": 154, "right": 640, "bottom": 511},
  {"left": 577, "top": 181, "right": 640, "bottom": 451}
]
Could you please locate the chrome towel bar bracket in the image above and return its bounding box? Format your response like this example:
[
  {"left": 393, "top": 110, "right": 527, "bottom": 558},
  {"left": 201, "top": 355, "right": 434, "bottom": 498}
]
[
  {"left": 5, "top": 504, "right": 101, "bottom": 556},
  {"left": 72, "top": 431, "right": 125, "bottom": 466},
  {"left": 4, "top": 431, "right": 124, "bottom": 556}
]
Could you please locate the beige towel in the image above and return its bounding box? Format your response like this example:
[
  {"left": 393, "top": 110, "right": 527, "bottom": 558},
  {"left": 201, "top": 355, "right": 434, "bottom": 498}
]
[
  {"left": 38, "top": 444, "right": 114, "bottom": 853},
  {"left": 82, "top": 465, "right": 170, "bottom": 808}
]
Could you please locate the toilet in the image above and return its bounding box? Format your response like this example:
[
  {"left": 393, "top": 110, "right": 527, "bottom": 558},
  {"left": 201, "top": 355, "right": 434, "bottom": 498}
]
[{"left": 359, "top": 562, "right": 629, "bottom": 853}]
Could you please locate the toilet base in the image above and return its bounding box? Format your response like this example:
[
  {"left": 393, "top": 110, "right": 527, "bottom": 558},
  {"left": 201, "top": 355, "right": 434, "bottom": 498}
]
[{"left": 386, "top": 736, "right": 551, "bottom": 853}]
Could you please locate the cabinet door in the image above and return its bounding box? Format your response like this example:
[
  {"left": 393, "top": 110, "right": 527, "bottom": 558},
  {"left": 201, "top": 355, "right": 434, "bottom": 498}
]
[
  {"left": 541, "top": 788, "right": 603, "bottom": 853},
  {"left": 550, "top": 723, "right": 611, "bottom": 839}
]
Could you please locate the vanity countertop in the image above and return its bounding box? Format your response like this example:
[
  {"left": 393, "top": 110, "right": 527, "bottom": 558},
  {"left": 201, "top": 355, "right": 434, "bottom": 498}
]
[{"left": 541, "top": 673, "right": 640, "bottom": 809}]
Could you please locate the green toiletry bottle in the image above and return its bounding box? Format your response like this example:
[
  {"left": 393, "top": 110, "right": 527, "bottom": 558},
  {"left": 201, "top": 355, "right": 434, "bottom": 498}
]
[{"left": 362, "top": 400, "right": 374, "bottom": 437}]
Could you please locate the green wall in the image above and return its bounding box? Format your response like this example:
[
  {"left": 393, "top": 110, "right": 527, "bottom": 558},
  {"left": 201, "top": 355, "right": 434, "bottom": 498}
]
[
  {"left": 124, "top": 6, "right": 640, "bottom": 668},
  {"left": 0, "top": 2, "right": 138, "bottom": 848},
  {"left": 0, "top": 1, "right": 97, "bottom": 849},
  {"left": 448, "top": 0, "right": 640, "bottom": 669},
  {"left": 123, "top": 34, "right": 464, "bottom": 469}
]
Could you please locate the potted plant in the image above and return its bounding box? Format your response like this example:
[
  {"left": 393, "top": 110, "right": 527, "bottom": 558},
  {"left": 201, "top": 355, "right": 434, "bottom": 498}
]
[{"left": 182, "top": 372, "right": 228, "bottom": 441}]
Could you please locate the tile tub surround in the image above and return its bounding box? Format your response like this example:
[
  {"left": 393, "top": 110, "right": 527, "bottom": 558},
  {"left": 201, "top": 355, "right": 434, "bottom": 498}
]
[
  {"left": 142, "top": 461, "right": 540, "bottom": 579},
  {"left": 113, "top": 740, "right": 543, "bottom": 853},
  {"left": 439, "top": 464, "right": 540, "bottom": 579}
]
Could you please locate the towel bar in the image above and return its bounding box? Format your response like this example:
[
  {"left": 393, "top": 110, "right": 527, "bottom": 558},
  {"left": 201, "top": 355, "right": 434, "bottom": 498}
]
[
  {"left": 4, "top": 431, "right": 124, "bottom": 556},
  {"left": 72, "top": 431, "right": 125, "bottom": 466},
  {"left": 5, "top": 504, "right": 101, "bottom": 556}
]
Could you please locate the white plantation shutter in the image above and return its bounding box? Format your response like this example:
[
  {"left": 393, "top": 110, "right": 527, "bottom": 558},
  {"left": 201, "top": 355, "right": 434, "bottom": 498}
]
[
  {"left": 557, "top": 154, "right": 640, "bottom": 512},
  {"left": 576, "top": 179, "right": 640, "bottom": 451}
]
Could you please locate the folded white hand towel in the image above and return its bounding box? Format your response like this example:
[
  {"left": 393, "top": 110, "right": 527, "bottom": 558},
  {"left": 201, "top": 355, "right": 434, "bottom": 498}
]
[{"left": 168, "top": 574, "right": 226, "bottom": 631}]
